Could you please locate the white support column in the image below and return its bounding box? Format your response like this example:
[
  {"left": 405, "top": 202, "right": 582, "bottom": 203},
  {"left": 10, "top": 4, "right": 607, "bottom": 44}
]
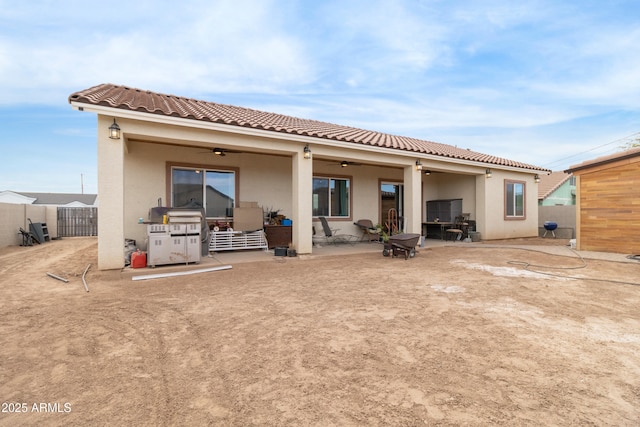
[
  {"left": 291, "top": 152, "right": 313, "bottom": 254},
  {"left": 475, "top": 174, "right": 487, "bottom": 240},
  {"left": 97, "top": 115, "right": 125, "bottom": 270},
  {"left": 403, "top": 164, "right": 422, "bottom": 234}
]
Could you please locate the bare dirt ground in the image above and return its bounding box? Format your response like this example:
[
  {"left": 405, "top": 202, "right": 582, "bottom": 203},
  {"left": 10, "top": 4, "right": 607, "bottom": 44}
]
[{"left": 1, "top": 237, "right": 639, "bottom": 426}]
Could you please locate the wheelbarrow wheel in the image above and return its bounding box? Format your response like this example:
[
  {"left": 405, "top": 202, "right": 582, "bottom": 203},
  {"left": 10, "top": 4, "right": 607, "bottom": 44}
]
[
  {"left": 382, "top": 248, "right": 390, "bottom": 257},
  {"left": 409, "top": 248, "right": 416, "bottom": 258}
]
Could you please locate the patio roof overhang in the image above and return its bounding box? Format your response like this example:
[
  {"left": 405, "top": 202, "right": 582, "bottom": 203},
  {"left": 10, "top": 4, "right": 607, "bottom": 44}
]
[{"left": 72, "top": 101, "right": 547, "bottom": 176}]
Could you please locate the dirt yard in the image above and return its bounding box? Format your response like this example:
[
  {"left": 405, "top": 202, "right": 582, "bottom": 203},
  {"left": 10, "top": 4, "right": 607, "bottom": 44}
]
[{"left": 0, "top": 237, "right": 639, "bottom": 426}]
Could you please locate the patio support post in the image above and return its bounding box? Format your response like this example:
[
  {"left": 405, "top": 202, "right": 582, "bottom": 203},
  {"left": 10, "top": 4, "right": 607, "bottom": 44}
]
[
  {"left": 97, "top": 115, "right": 125, "bottom": 269},
  {"left": 475, "top": 173, "right": 488, "bottom": 240},
  {"left": 403, "top": 164, "right": 422, "bottom": 235},
  {"left": 291, "top": 151, "right": 313, "bottom": 254}
]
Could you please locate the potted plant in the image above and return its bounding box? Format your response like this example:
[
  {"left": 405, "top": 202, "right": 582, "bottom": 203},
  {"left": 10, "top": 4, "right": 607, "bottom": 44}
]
[{"left": 379, "top": 226, "right": 393, "bottom": 257}]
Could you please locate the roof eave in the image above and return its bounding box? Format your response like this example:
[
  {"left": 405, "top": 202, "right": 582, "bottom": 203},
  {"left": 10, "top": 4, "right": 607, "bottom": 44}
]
[
  {"left": 566, "top": 148, "right": 640, "bottom": 173},
  {"left": 71, "top": 100, "right": 549, "bottom": 173}
]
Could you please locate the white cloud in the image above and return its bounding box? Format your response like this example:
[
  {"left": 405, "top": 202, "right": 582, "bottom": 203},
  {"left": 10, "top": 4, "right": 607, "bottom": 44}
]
[
  {"left": 0, "top": 0, "right": 315, "bottom": 103},
  {"left": 1, "top": 0, "right": 639, "bottom": 185}
]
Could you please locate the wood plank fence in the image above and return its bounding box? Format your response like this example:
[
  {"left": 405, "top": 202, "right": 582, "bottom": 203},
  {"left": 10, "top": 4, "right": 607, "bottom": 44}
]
[{"left": 57, "top": 207, "right": 98, "bottom": 237}]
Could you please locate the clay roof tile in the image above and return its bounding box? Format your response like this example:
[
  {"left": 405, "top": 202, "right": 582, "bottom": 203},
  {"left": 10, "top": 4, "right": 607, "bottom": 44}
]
[{"left": 69, "top": 84, "right": 548, "bottom": 171}]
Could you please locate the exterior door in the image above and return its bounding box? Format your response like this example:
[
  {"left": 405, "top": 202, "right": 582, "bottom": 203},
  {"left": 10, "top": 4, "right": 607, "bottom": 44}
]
[{"left": 380, "top": 182, "right": 404, "bottom": 232}]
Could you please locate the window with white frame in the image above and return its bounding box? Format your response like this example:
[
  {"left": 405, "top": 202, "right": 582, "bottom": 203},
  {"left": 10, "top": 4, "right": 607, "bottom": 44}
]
[
  {"left": 172, "top": 167, "right": 235, "bottom": 218},
  {"left": 312, "top": 176, "right": 350, "bottom": 217},
  {"left": 505, "top": 180, "right": 525, "bottom": 218}
]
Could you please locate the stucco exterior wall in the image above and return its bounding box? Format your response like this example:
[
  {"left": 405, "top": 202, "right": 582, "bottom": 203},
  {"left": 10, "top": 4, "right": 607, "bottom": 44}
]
[
  {"left": 121, "top": 140, "right": 433, "bottom": 252},
  {"left": 354, "top": 166, "right": 403, "bottom": 226},
  {"left": 0, "top": 203, "right": 30, "bottom": 247},
  {"left": 538, "top": 205, "right": 576, "bottom": 238},
  {"left": 0, "top": 203, "right": 54, "bottom": 247},
  {"left": 91, "top": 113, "right": 542, "bottom": 268},
  {"left": 123, "top": 141, "right": 298, "bottom": 250},
  {"left": 423, "top": 173, "right": 477, "bottom": 221},
  {"left": 479, "top": 170, "right": 540, "bottom": 240}
]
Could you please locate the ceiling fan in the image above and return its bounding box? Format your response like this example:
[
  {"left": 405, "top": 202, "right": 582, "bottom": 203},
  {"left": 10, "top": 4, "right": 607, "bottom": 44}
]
[
  {"left": 337, "top": 160, "right": 363, "bottom": 167},
  {"left": 320, "top": 159, "right": 363, "bottom": 167},
  {"left": 199, "top": 147, "right": 242, "bottom": 156}
]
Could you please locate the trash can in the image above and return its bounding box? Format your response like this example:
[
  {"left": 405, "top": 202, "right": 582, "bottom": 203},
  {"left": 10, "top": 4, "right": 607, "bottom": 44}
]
[{"left": 469, "top": 231, "right": 481, "bottom": 242}]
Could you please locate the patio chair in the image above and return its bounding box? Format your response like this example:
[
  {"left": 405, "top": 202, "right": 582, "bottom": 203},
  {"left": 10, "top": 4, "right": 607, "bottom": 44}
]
[
  {"left": 354, "top": 219, "right": 381, "bottom": 243},
  {"left": 445, "top": 214, "right": 470, "bottom": 241},
  {"left": 318, "top": 217, "right": 357, "bottom": 245}
]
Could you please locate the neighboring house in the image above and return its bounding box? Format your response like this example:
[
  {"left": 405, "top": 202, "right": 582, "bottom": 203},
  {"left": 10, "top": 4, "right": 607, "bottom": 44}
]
[
  {"left": 69, "top": 84, "right": 549, "bottom": 270},
  {"left": 565, "top": 147, "right": 640, "bottom": 254},
  {"left": 0, "top": 190, "right": 98, "bottom": 207},
  {"left": 537, "top": 171, "right": 575, "bottom": 206}
]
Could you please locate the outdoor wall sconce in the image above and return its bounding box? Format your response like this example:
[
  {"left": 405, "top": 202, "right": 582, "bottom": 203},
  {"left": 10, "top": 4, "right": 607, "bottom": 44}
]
[
  {"left": 424, "top": 170, "right": 431, "bottom": 176},
  {"left": 304, "top": 144, "right": 311, "bottom": 159},
  {"left": 485, "top": 168, "right": 492, "bottom": 178},
  {"left": 108, "top": 118, "right": 121, "bottom": 140},
  {"left": 534, "top": 174, "right": 540, "bottom": 183},
  {"left": 415, "top": 160, "right": 423, "bottom": 171}
]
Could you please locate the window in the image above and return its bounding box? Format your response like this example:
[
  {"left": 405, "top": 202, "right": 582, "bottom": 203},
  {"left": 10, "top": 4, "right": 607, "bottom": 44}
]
[
  {"left": 505, "top": 180, "right": 525, "bottom": 219},
  {"left": 172, "top": 167, "right": 235, "bottom": 218},
  {"left": 313, "top": 176, "right": 350, "bottom": 217}
]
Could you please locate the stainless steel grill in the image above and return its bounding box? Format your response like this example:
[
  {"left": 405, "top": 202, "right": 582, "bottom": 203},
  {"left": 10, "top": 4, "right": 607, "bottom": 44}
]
[{"left": 146, "top": 211, "right": 202, "bottom": 267}]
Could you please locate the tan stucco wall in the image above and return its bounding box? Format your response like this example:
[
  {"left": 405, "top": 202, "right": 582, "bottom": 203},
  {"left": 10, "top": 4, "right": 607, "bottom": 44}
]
[
  {"left": 0, "top": 203, "right": 56, "bottom": 247},
  {"left": 97, "top": 115, "right": 125, "bottom": 269},
  {"left": 118, "top": 127, "right": 429, "bottom": 258},
  {"left": 422, "top": 173, "right": 477, "bottom": 221},
  {"left": 122, "top": 141, "right": 298, "bottom": 251},
  {"left": 0, "top": 203, "right": 31, "bottom": 247},
  {"left": 315, "top": 163, "right": 405, "bottom": 233},
  {"left": 92, "top": 113, "right": 540, "bottom": 268},
  {"left": 479, "top": 169, "right": 540, "bottom": 240}
]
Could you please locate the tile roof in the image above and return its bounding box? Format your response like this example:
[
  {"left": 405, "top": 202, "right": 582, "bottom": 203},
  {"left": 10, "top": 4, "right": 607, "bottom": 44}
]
[
  {"left": 537, "top": 171, "right": 571, "bottom": 200},
  {"left": 69, "top": 83, "right": 548, "bottom": 171},
  {"left": 18, "top": 192, "right": 98, "bottom": 206}
]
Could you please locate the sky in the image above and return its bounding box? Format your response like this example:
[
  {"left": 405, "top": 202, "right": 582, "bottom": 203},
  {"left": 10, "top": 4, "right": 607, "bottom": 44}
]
[{"left": 1, "top": 0, "right": 639, "bottom": 194}]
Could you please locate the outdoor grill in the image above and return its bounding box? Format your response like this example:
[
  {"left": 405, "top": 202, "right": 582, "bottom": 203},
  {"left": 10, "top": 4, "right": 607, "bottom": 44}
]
[
  {"left": 146, "top": 210, "right": 202, "bottom": 267},
  {"left": 543, "top": 221, "right": 558, "bottom": 238}
]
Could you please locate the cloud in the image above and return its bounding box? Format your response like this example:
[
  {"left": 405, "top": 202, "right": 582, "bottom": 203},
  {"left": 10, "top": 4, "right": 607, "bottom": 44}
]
[
  {"left": 1, "top": 0, "right": 639, "bottom": 177},
  {"left": 0, "top": 0, "right": 315, "bottom": 103}
]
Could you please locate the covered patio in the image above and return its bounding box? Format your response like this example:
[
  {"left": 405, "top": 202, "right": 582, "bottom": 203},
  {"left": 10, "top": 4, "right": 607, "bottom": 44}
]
[{"left": 69, "top": 84, "right": 548, "bottom": 270}]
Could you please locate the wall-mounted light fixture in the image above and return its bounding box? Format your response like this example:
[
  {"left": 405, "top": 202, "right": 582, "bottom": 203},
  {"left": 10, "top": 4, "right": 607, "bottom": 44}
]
[
  {"left": 108, "top": 118, "right": 121, "bottom": 140},
  {"left": 415, "top": 160, "right": 423, "bottom": 171},
  {"left": 341, "top": 161, "right": 349, "bottom": 168},
  {"left": 485, "top": 168, "right": 492, "bottom": 178},
  {"left": 424, "top": 170, "right": 431, "bottom": 176},
  {"left": 304, "top": 144, "right": 311, "bottom": 159},
  {"left": 534, "top": 174, "right": 540, "bottom": 183}
]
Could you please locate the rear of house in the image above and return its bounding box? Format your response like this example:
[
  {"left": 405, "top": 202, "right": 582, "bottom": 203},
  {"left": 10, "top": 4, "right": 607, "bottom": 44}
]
[{"left": 69, "top": 84, "right": 549, "bottom": 269}]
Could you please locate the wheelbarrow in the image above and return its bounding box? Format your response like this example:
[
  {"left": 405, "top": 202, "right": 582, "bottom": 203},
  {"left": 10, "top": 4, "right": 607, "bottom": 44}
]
[{"left": 382, "top": 233, "right": 421, "bottom": 260}]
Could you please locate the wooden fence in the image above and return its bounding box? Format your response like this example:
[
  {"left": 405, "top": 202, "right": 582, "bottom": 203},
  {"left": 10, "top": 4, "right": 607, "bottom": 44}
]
[{"left": 57, "top": 207, "right": 98, "bottom": 237}]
